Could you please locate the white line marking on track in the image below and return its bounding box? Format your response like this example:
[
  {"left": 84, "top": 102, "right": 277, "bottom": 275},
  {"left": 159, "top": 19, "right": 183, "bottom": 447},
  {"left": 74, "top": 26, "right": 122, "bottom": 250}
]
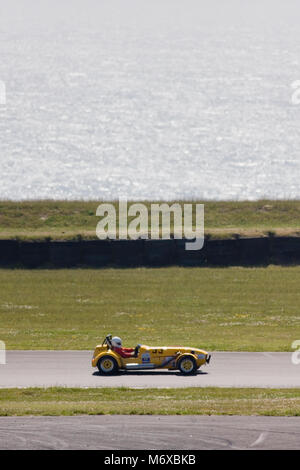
[{"left": 249, "top": 432, "right": 268, "bottom": 448}]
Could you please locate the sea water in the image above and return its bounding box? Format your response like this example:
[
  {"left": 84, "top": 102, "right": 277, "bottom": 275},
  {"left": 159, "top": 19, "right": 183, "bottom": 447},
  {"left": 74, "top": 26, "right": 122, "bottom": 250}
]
[{"left": 0, "top": 0, "right": 300, "bottom": 200}]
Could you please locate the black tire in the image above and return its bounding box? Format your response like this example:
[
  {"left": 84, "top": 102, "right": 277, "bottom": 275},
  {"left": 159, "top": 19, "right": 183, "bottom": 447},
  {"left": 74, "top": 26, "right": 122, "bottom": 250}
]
[
  {"left": 97, "top": 355, "right": 119, "bottom": 375},
  {"left": 178, "top": 355, "right": 197, "bottom": 375}
]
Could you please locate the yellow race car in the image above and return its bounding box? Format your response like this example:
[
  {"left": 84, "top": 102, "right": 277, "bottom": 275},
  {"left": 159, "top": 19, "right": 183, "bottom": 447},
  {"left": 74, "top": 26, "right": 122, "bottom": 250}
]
[{"left": 92, "top": 334, "right": 211, "bottom": 375}]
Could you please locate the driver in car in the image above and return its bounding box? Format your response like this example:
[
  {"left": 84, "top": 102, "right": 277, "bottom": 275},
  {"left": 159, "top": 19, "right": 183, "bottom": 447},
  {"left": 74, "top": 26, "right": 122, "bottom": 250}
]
[{"left": 111, "top": 336, "right": 140, "bottom": 358}]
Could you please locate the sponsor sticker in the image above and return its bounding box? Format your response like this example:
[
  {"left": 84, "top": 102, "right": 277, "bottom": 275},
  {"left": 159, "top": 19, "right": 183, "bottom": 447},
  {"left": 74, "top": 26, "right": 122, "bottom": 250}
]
[{"left": 142, "top": 353, "right": 151, "bottom": 363}]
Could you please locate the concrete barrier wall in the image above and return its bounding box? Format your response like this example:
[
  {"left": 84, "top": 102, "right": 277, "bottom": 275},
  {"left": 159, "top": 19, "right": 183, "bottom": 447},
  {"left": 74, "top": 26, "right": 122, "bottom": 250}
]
[
  {"left": 1, "top": 237, "right": 300, "bottom": 268},
  {"left": 144, "top": 240, "right": 177, "bottom": 266},
  {"left": 19, "top": 242, "right": 49, "bottom": 268},
  {"left": 0, "top": 240, "right": 19, "bottom": 265},
  {"left": 49, "top": 242, "right": 82, "bottom": 267},
  {"left": 111, "top": 240, "right": 144, "bottom": 267},
  {"left": 81, "top": 240, "right": 113, "bottom": 267}
]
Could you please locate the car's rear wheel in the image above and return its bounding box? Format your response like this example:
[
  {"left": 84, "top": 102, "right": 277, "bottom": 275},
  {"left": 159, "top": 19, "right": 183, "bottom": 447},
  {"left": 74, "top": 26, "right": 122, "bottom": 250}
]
[
  {"left": 97, "top": 355, "right": 119, "bottom": 375},
  {"left": 178, "top": 356, "right": 197, "bottom": 375}
]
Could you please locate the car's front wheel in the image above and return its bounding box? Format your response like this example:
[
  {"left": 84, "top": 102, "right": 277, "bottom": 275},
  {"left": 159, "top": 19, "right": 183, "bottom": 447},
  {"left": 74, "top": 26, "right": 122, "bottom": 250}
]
[
  {"left": 97, "top": 355, "right": 119, "bottom": 375},
  {"left": 178, "top": 356, "right": 197, "bottom": 375}
]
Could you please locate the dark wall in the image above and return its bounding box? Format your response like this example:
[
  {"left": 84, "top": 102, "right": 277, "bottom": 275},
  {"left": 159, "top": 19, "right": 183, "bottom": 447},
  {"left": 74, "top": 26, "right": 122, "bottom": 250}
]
[{"left": 1, "top": 237, "right": 300, "bottom": 268}]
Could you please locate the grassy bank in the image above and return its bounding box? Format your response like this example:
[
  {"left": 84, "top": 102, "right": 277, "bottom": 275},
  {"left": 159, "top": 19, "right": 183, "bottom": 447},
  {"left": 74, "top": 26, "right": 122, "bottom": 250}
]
[
  {"left": 0, "top": 266, "right": 299, "bottom": 350},
  {"left": 1, "top": 200, "right": 300, "bottom": 240},
  {"left": 0, "top": 387, "right": 299, "bottom": 416}
]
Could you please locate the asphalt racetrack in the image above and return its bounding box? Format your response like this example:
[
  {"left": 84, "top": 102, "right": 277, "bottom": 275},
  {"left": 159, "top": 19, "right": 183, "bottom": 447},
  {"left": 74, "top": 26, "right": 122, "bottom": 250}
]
[
  {"left": 1, "top": 351, "right": 299, "bottom": 388},
  {"left": 0, "top": 415, "right": 299, "bottom": 450}
]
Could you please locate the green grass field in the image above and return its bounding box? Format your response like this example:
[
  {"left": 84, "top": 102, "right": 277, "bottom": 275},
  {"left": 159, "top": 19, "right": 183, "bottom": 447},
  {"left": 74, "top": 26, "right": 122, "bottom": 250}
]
[
  {"left": 0, "top": 387, "right": 299, "bottom": 416},
  {"left": 1, "top": 199, "right": 300, "bottom": 240},
  {"left": 0, "top": 266, "right": 299, "bottom": 351}
]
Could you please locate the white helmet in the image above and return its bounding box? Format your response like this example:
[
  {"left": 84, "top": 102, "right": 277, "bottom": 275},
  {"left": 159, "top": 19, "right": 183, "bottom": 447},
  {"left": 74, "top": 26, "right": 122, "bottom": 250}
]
[{"left": 111, "top": 336, "right": 122, "bottom": 348}]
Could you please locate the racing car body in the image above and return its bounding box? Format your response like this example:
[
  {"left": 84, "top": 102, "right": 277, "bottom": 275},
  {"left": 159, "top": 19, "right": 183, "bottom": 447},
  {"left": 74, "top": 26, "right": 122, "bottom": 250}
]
[{"left": 92, "top": 334, "right": 211, "bottom": 375}]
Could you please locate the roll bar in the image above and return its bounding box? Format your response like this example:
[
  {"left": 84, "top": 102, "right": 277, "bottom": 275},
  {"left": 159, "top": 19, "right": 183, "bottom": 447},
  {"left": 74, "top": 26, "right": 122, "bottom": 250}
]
[{"left": 102, "top": 334, "right": 113, "bottom": 348}]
